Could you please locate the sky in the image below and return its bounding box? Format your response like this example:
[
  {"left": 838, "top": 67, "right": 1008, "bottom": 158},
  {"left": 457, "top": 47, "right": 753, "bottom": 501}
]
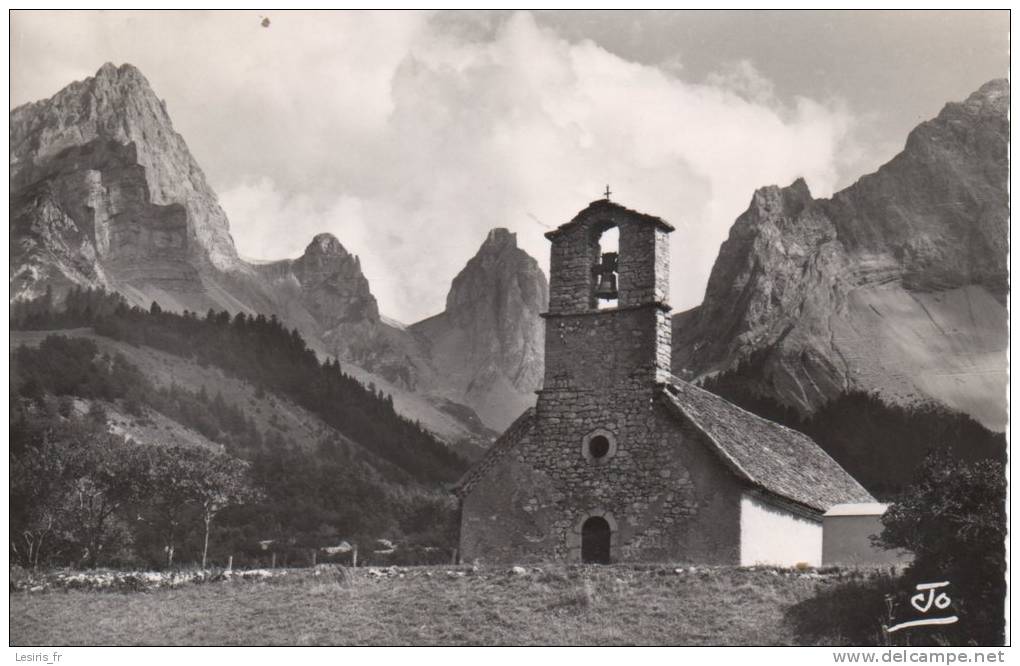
[{"left": 9, "top": 10, "right": 1009, "bottom": 323}]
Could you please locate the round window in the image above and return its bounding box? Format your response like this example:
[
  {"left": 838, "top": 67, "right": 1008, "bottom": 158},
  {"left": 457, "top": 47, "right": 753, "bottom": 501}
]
[
  {"left": 582, "top": 429, "right": 617, "bottom": 463},
  {"left": 588, "top": 435, "right": 610, "bottom": 459}
]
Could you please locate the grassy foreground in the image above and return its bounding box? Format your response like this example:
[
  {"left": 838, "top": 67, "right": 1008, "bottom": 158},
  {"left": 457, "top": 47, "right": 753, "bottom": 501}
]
[{"left": 10, "top": 564, "right": 871, "bottom": 646}]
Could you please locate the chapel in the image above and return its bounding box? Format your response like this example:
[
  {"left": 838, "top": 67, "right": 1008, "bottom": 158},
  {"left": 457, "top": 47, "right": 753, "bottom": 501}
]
[{"left": 454, "top": 198, "right": 874, "bottom": 565}]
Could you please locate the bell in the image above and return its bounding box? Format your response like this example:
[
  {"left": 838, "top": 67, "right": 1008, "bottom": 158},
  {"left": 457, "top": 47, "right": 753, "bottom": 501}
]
[
  {"left": 595, "top": 272, "right": 618, "bottom": 300},
  {"left": 593, "top": 251, "right": 619, "bottom": 300}
]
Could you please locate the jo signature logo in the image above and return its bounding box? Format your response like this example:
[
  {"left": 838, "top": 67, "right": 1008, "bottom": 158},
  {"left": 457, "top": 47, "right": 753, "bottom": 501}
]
[{"left": 886, "top": 581, "right": 959, "bottom": 633}]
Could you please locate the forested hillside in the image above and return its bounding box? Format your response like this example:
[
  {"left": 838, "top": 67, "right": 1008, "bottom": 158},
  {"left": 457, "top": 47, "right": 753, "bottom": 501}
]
[
  {"left": 12, "top": 287, "right": 466, "bottom": 482},
  {"left": 699, "top": 360, "right": 1006, "bottom": 498},
  {"left": 10, "top": 288, "right": 468, "bottom": 570}
]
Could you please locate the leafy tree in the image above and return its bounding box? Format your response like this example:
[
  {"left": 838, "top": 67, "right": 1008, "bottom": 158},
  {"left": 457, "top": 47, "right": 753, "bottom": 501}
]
[
  {"left": 10, "top": 415, "right": 148, "bottom": 568},
  {"left": 10, "top": 419, "right": 69, "bottom": 568},
  {"left": 140, "top": 445, "right": 203, "bottom": 568},
  {"left": 62, "top": 429, "right": 149, "bottom": 568},
  {"left": 139, "top": 445, "right": 259, "bottom": 569},
  {"left": 17, "top": 377, "right": 44, "bottom": 405},
  {"left": 875, "top": 452, "right": 1007, "bottom": 645},
  {"left": 193, "top": 452, "right": 259, "bottom": 569}
]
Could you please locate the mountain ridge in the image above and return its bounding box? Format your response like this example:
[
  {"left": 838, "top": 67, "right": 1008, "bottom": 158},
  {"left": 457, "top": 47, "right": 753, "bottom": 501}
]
[
  {"left": 11, "top": 63, "right": 1006, "bottom": 437},
  {"left": 672, "top": 78, "right": 1008, "bottom": 431},
  {"left": 9, "top": 62, "right": 547, "bottom": 442}
]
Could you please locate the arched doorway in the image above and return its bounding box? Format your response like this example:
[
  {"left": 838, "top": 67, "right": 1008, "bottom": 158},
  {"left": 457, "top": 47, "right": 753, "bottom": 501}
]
[{"left": 581, "top": 516, "right": 612, "bottom": 564}]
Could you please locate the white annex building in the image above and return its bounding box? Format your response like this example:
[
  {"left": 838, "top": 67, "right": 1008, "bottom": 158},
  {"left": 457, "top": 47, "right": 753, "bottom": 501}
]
[{"left": 823, "top": 503, "right": 912, "bottom": 567}]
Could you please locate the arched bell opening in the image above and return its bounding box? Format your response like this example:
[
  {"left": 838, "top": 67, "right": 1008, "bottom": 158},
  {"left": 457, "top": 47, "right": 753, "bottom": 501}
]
[{"left": 590, "top": 223, "right": 619, "bottom": 310}]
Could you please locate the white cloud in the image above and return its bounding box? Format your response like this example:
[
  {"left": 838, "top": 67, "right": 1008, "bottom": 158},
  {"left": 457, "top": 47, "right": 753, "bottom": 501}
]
[
  {"left": 13, "top": 10, "right": 858, "bottom": 322},
  {"left": 706, "top": 59, "right": 778, "bottom": 106}
]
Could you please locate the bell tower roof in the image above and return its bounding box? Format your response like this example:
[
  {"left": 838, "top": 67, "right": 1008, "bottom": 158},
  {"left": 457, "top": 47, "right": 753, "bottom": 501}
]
[{"left": 544, "top": 199, "right": 674, "bottom": 240}]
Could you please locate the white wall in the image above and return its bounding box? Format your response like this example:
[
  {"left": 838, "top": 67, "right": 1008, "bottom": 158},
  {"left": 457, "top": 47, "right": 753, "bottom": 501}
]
[{"left": 740, "top": 493, "right": 822, "bottom": 567}]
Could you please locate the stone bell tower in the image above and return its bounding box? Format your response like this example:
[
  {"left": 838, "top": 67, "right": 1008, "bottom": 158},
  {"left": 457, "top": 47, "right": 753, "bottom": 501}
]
[
  {"left": 529, "top": 197, "right": 674, "bottom": 561},
  {"left": 540, "top": 198, "right": 674, "bottom": 394}
]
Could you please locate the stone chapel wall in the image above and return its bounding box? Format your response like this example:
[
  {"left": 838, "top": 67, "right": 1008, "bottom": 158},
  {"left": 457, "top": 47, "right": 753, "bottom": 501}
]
[{"left": 459, "top": 404, "right": 745, "bottom": 565}]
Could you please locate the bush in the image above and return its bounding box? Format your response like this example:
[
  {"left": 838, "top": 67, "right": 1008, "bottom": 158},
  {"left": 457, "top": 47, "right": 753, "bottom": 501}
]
[
  {"left": 874, "top": 452, "right": 1006, "bottom": 645},
  {"left": 785, "top": 571, "right": 900, "bottom": 646},
  {"left": 787, "top": 452, "right": 1006, "bottom": 646}
]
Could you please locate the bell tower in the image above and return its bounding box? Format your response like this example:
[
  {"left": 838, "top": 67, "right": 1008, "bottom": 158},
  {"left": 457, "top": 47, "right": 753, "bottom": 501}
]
[{"left": 540, "top": 198, "right": 674, "bottom": 394}]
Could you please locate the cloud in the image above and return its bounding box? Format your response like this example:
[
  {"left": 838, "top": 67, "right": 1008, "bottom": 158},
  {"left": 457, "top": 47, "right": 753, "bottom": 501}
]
[
  {"left": 705, "top": 59, "right": 778, "bottom": 106},
  {"left": 218, "top": 176, "right": 421, "bottom": 321},
  {"left": 12, "top": 10, "right": 858, "bottom": 322}
]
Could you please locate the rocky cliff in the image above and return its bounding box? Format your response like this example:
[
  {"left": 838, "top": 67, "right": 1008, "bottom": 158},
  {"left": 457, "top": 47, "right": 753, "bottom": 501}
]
[
  {"left": 10, "top": 63, "right": 553, "bottom": 443},
  {"left": 411, "top": 229, "right": 548, "bottom": 430},
  {"left": 256, "top": 233, "right": 431, "bottom": 393},
  {"left": 8, "top": 63, "right": 517, "bottom": 447},
  {"left": 289, "top": 233, "right": 381, "bottom": 326},
  {"left": 10, "top": 63, "right": 259, "bottom": 313},
  {"left": 673, "top": 79, "right": 1009, "bottom": 431}
]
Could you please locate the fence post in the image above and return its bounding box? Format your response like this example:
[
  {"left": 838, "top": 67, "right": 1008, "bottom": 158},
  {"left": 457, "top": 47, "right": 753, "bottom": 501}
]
[
  {"left": 271, "top": 552, "right": 276, "bottom": 569},
  {"left": 352, "top": 545, "right": 358, "bottom": 568},
  {"left": 227, "top": 555, "right": 233, "bottom": 572}
]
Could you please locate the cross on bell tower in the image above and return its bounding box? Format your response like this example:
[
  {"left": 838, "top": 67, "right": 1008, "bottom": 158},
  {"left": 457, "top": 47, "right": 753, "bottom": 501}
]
[{"left": 604, "top": 185, "right": 612, "bottom": 201}]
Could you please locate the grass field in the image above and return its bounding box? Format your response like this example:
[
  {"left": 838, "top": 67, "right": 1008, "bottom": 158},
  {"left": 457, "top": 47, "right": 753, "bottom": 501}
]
[{"left": 9, "top": 564, "right": 882, "bottom": 646}]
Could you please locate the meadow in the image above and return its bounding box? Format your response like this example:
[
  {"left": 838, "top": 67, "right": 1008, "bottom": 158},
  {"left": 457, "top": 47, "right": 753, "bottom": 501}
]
[{"left": 9, "top": 564, "right": 892, "bottom": 646}]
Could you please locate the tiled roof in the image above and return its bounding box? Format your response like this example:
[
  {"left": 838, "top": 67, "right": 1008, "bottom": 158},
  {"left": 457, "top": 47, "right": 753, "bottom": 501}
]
[
  {"left": 545, "top": 199, "right": 675, "bottom": 239},
  {"left": 660, "top": 378, "right": 875, "bottom": 513}
]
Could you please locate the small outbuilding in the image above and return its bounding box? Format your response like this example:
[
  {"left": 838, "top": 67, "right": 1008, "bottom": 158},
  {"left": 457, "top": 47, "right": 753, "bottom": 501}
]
[{"left": 822, "top": 503, "right": 912, "bottom": 566}]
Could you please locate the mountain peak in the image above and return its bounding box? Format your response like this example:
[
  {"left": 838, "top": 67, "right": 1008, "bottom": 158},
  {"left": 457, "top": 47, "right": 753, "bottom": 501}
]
[
  {"left": 443, "top": 228, "right": 547, "bottom": 324},
  {"left": 743, "top": 177, "right": 813, "bottom": 225},
  {"left": 289, "top": 233, "right": 378, "bottom": 327},
  {"left": 410, "top": 229, "right": 548, "bottom": 430},
  {"left": 482, "top": 228, "right": 517, "bottom": 251},
  {"left": 966, "top": 78, "right": 1009, "bottom": 107},
  {"left": 900, "top": 79, "right": 1009, "bottom": 161},
  {"left": 787, "top": 176, "right": 812, "bottom": 197},
  {"left": 305, "top": 233, "right": 351, "bottom": 258},
  {"left": 96, "top": 61, "right": 130, "bottom": 76},
  {"left": 89, "top": 62, "right": 158, "bottom": 103},
  {"left": 10, "top": 60, "right": 244, "bottom": 281}
]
